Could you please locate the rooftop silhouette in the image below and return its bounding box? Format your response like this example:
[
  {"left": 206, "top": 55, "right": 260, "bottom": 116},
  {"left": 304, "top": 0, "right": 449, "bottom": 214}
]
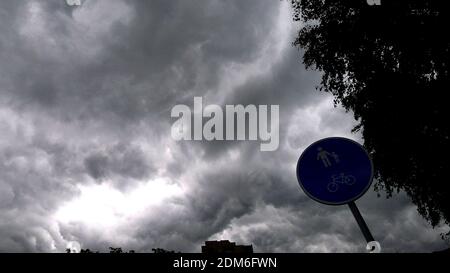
[{"left": 201, "top": 240, "right": 253, "bottom": 254}]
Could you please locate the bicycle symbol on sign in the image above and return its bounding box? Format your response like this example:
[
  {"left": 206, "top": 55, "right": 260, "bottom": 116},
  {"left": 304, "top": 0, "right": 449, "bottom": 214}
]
[{"left": 327, "top": 173, "right": 356, "bottom": 192}]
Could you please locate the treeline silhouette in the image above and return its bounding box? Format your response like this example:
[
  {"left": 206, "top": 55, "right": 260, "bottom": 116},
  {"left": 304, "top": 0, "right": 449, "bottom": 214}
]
[{"left": 66, "top": 247, "right": 177, "bottom": 253}]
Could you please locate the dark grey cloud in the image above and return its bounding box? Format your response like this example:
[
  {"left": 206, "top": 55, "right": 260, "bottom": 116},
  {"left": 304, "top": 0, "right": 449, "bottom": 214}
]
[
  {"left": 0, "top": 0, "right": 447, "bottom": 253},
  {"left": 84, "top": 142, "right": 155, "bottom": 186}
]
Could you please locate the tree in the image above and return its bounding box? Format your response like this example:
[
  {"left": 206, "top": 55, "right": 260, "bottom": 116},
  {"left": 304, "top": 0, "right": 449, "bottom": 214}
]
[
  {"left": 292, "top": 0, "right": 450, "bottom": 232},
  {"left": 64, "top": 247, "right": 178, "bottom": 253},
  {"left": 152, "top": 248, "right": 177, "bottom": 253},
  {"left": 65, "top": 247, "right": 134, "bottom": 253},
  {"left": 80, "top": 249, "right": 99, "bottom": 253}
]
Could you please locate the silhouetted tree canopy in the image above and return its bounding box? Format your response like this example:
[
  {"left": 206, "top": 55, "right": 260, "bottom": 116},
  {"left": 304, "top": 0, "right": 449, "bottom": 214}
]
[
  {"left": 65, "top": 247, "right": 134, "bottom": 253},
  {"left": 64, "top": 247, "right": 177, "bottom": 253},
  {"left": 292, "top": 0, "right": 450, "bottom": 230},
  {"left": 152, "top": 248, "right": 177, "bottom": 253},
  {"left": 80, "top": 249, "right": 100, "bottom": 253}
]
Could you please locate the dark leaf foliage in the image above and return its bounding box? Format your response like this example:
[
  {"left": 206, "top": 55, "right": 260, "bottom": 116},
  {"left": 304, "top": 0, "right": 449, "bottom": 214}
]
[{"left": 292, "top": 0, "right": 450, "bottom": 230}]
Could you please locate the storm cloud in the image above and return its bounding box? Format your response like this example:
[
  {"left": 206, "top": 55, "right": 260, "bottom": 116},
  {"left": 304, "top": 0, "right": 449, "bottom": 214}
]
[{"left": 0, "top": 0, "right": 447, "bottom": 252}]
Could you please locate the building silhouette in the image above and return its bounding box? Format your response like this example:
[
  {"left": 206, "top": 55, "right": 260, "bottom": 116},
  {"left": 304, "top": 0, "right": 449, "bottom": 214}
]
[{"left": 201, "top": 240, "right": 253, "bottom": 254}]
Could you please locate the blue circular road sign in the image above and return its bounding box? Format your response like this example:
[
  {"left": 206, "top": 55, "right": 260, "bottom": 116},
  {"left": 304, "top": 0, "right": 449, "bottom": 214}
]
[{"left": 296, "top": 137, "right": 374, "bottom": 205}]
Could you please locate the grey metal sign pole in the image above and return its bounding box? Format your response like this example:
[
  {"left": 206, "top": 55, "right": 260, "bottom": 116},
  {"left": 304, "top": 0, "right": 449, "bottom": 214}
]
[{"left": 348, "top": 201, "right": 375, "bottom": 243}]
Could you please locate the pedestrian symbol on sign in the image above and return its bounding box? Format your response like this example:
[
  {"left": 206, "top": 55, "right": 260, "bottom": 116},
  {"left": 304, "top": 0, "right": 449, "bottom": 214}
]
[{"left": 316, "top": 147, "right": 339, "bottom": 168}]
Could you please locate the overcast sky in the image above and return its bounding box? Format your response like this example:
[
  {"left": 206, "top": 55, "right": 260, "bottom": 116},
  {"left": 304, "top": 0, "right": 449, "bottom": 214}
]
[{"left": 0, "top": 0, "right": 448, "bottom": 253}]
